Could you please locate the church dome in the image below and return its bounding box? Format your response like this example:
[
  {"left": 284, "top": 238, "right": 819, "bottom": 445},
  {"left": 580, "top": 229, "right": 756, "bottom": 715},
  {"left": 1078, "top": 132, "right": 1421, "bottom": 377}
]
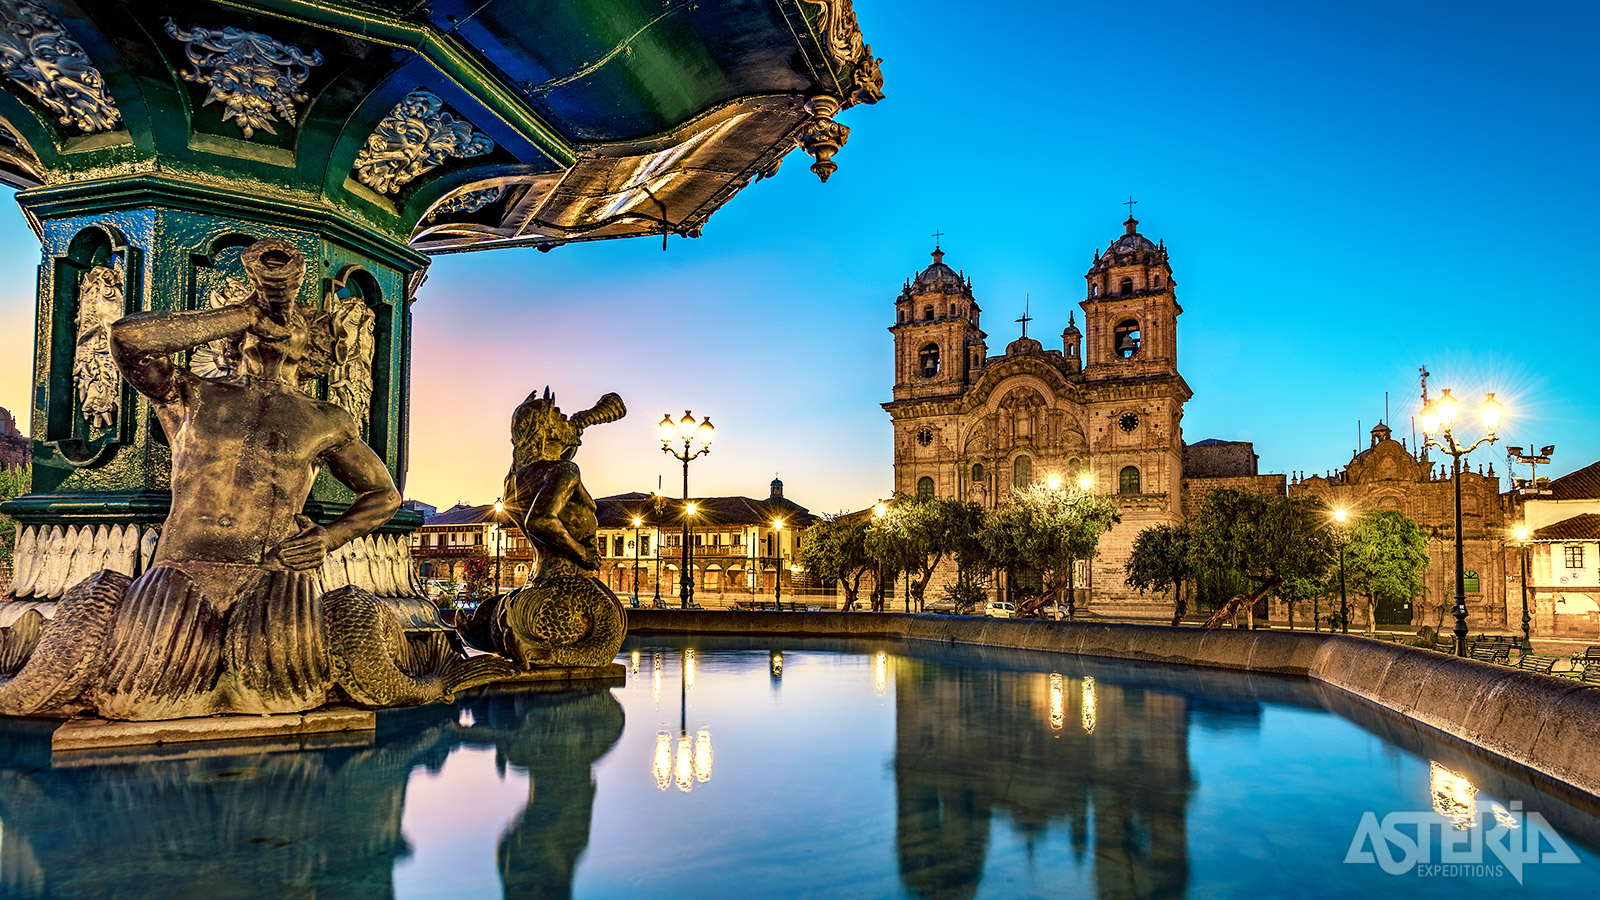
[
  {"left": 912, "top": 248, "right": 967, "bottom": 292},
  {"left": 1089, "top": 217, "right": 1166, "bottom": 273}
]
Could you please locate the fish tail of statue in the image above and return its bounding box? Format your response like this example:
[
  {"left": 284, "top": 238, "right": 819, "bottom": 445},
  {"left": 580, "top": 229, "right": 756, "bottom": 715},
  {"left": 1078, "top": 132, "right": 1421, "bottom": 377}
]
[
  {"left": 222, "top": 571, "right": 330, "bottom": 714},
  {"left": 97, "top": 568, "right": 224, "bottom": 720},
  {"left": 325, "top": 584, "right": 495, "bottom": 708},
  {"left": 0, "top": 570, "right": 131, "bottom": 717}
]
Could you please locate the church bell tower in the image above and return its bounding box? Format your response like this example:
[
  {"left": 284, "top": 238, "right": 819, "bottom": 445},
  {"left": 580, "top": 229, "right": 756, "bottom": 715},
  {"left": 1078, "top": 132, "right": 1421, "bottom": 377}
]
[
  {"left": 1081, "top": 215, "right": 1180, "bottom": 381},
  {"left": 891, "top": 245, "right": 987, "bottom": 402}
]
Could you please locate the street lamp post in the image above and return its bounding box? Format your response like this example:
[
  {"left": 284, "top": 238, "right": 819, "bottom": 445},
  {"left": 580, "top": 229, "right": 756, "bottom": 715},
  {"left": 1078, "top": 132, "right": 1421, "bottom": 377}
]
[
  {"left": 652, "top": 493, "right": 664, "bottom": 607},
  {"left": 632, "top": 515, "right": 642, "bottom": 607},
  {"left": 1420, "top": 389, "right": 1503, "bottom": 657},
  {"left": 872, "top": 502, "right": 887, "bottom": 612},
  {"left": 1334, "top": 508, "right": 1348, "bottom": 634},
  {"left": 1515, "top": 525, "right": 1532, "bottom": 650},
  {"left": 772, "top": 519, "right": 784, "bottom": 611},
  {"left": 493, "top": 498, "right": 505, "bottom": 597},
  {"left": 661, "top": 412, "right": 714, "bottom": 609}
]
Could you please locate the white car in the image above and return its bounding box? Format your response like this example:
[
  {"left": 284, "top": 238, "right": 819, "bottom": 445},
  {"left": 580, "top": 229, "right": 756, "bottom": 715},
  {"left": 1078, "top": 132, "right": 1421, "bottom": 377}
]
[{"left": 984, "top": 601, "right": 1016, "bottom": 618}]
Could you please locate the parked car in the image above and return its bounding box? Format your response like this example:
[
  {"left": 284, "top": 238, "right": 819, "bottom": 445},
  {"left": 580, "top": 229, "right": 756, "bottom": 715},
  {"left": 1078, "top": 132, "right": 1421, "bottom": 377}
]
[
  {"left": 923, "top": 597, "right": 957, "bottom": 614},
  {"left": 984, "top": 600, "right": 1016, "bottom": 618}
]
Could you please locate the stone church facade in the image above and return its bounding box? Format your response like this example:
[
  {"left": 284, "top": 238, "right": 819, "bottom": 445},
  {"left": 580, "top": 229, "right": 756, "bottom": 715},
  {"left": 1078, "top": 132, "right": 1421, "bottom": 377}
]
[
  {"left": 1289, "top": 423, "right": 1510, "bottom": 632},
  {"left": 883, "top": 217, "right": 1274, "bottom": 617}
]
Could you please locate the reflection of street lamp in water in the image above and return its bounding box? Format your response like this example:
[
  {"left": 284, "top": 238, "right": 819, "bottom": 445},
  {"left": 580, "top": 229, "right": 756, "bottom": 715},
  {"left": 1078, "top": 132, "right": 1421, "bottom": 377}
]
[{"left": 653, "top": 647, "right": 713, "bottom": 792}]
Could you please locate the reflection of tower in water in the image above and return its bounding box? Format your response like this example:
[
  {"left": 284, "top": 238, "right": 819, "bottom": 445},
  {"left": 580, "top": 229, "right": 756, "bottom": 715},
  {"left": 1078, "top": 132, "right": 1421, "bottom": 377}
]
[
  {"left": 892, "top": 658, "right": 1194, "bottom": 900},
  {"left": 0, "top": 686, "right": 623, "bottom": 900}
]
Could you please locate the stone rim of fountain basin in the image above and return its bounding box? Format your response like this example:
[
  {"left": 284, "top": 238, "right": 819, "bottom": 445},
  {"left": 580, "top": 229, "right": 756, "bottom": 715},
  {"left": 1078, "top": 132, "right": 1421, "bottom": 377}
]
[{"left": 626, "top": 610, "right": 1600, "bottom": 805}]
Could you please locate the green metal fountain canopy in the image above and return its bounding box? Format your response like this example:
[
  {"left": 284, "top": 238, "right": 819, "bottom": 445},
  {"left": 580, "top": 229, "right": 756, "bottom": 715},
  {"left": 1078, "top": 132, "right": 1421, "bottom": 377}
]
[{"left": 0, "top": 0, "right": 883, "bottom": 252}]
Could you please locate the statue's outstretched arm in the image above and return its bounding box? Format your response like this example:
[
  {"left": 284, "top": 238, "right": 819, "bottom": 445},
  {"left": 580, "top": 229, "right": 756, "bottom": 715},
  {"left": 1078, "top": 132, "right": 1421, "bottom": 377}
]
[
  {"left": 273, "top": 417, "right": 401, "bottom": 571},
  {"left": 108, "top": 304, "right": 285, "bottom": 399}
]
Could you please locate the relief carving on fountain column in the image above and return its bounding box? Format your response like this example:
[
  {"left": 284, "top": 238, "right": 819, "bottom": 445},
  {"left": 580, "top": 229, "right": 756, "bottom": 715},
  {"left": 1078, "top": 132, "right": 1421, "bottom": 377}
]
[
  {"left": 0, "top": 0, "right": 122, "bottom": 132},
  {"left": 71, "top": 265, "right": 123, "bottom": 429},
  {"left": 161, "top": 19, "right": 323, "bottom": 139},
  {"left": 328, "top": 280, "right": 375, "bottom": 432},
  {"left": 353, "top": 90, "right": 495, "bottom": 194}
]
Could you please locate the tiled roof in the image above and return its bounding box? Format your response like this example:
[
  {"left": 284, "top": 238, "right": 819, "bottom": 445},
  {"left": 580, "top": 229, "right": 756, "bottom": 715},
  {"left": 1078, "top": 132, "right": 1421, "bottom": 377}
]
[
  {"left": 1533, "top": 513, "right": 1600, "bottom": 541},
  {"left": 595, "top": 493, "right": 816, "bottom": 529},
  {"left": 1549, "top": 460, "right": 1600, "bottom": 501},
  {"left": 421, "top": 503, "right": 500, "bottom": 527}
]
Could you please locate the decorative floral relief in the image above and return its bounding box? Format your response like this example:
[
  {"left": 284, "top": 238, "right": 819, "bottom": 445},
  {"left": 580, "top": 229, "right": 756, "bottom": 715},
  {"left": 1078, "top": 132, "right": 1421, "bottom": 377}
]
[
  {"left": 328, "top": 287, "right": 374, "bottom": 432},
  {"left": 432, "top": 185, "right": 505, "bottom": 217},
  {"left": 72, "top": 265, "right": 123, "bottom": 428},
  {"left": 798, "top": 0, "right": 864, "bottom": 68},
  {"left": 353, "top": 90, "right": 494, "bottom": 194},
  {"left": 0, "top": 0, "right": 122, "bottom": 132},
  {"left": 162, "top": 19, "right": 323, "bottom": 139}
]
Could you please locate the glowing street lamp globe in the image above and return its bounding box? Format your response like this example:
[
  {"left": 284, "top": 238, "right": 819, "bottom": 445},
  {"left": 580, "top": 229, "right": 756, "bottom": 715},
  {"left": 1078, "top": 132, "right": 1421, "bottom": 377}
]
[
  {"left": 1479, "top": 392, "right": 1503, "bottom": 435},
  {"left": 658, "top": 414, "right": 676, "bottom": 443}
]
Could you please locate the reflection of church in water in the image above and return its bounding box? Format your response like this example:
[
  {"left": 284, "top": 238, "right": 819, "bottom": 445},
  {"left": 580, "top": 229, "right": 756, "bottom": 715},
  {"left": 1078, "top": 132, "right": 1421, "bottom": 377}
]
[{"left": 890, "top": 653, "right": 1265, "bottom": 900}]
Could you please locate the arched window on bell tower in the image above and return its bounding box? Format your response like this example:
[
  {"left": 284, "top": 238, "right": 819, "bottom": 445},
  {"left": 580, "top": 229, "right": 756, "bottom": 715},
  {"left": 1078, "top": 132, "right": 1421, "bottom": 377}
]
[
  {"left": 919, "top": 343, "right": 941, "bottom": 378},
  {"left": 1119, "top": 277, "right": 1133, "bottom": 295},
  {"left": 1114, "top": 320, "right": 1141, "bottom": 358}
]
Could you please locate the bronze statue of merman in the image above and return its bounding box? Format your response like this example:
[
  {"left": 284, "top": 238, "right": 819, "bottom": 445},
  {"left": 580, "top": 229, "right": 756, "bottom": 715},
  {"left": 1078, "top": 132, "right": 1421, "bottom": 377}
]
[
  {"left": 0, "top": 239, "right": 513, "bottom": 720},
  {"left": 457, "top": 387, "right": 628, "bottom": 668}
]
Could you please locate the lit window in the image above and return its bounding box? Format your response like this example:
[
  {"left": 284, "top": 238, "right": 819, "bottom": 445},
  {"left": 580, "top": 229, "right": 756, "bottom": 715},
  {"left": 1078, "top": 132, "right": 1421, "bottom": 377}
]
[
  {"left": 1119, "top": 466, "right": 1141, "bottom": 494},
  {"left": 1464, "top": 570, "right": 1480, "bottom": 593}
]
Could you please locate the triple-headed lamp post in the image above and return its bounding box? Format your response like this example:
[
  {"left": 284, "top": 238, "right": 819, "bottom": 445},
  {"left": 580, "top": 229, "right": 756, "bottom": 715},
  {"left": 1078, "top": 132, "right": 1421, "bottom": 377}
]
[
  {"left": 661, "top": 411, "right": 714, "bottom": 609},
  {"left": 1419, "top": 389, "right": 1503, "bottom": 657}
]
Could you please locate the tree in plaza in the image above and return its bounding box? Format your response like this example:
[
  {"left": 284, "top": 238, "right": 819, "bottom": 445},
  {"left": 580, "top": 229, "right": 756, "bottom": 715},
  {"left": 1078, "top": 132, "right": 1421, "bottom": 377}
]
[
  {"left": 1193, "top": 488, "right": 1335, "bottom": 628},
  {"left": 865, "top": 496, "right": 986, "bottom": 612},
  {"left": 1123, "top": 523, "right": 1194, "bottom": 625},
  {"left": 1344, "top": 509, "right": 1429, "bottom": 634},
  {"left": 460, "top": 549, "right": 493, "bottom": 600},
  {"left": 979, "top": 484, "right": 1120, "bottom": 618},
  {"left": 0, "top": 466, "right": 29, "bottom": 582},
  {"left": 797, "top": 513, "right": 875, "bottom": 610}
]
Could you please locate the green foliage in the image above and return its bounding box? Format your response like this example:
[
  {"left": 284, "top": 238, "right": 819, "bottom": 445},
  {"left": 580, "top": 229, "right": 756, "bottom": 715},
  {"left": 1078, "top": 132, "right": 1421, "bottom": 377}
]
[
  {"left": 797, "top": 513, "right": 874, "bottom": 607},
  {"left": 979, "top": 484, "right": 1119, "bottom": 614},
  {"left": 1343, "top": 509, "right": 1429, "bottom": 633},
  {"left": 1187, "top": 488, "right": 1334, "bottom": 627},
  {"left": 0, "top": 466, "right": 30, "bottom": 572},
  {"left": 1124, "top": 522, "right": 1193, "bottom": 624},
  {"left": 866, "top": 495, "right": 987, "bottom": 610}
]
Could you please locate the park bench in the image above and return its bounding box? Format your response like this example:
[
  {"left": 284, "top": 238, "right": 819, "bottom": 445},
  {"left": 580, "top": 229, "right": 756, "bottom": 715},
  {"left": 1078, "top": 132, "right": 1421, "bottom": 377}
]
[
  {"left": 1580, "top": 646, "right": 1600, "bottom": 666},
  {"left": 1515, "top": 654, "right": 1559, "bottom": 675},
  {"left": 1469, "top": 640, "right": 1512, "bottom": 664},
  {"left": 1582, "top": 665, "right": 1600, "bottom": 686}
]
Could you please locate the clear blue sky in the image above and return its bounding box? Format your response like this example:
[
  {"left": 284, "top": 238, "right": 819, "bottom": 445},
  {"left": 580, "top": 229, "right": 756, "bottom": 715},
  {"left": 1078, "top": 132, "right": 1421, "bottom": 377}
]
[{"left": 2, "top": 0, "right": 1596, "bottom": 514}]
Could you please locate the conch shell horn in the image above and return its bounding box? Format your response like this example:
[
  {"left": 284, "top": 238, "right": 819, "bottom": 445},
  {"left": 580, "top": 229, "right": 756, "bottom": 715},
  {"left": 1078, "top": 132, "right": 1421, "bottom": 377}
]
[{"left": 571, "top": 393, "right": 626, "bottom": 434}]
